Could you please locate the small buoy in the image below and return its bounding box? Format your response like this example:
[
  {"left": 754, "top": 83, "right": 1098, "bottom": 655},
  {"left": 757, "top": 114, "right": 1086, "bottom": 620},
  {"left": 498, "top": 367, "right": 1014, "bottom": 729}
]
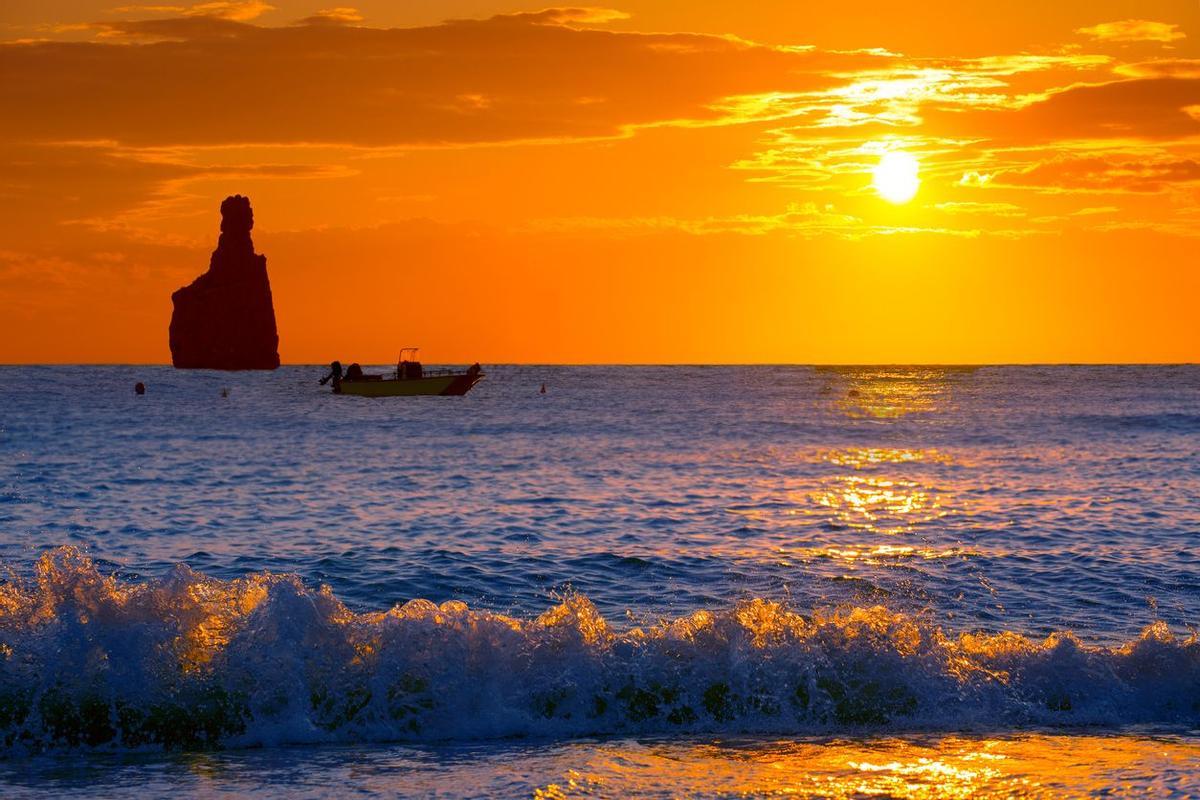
[
  {"left": 134, "top": 382, "right": 145, "bottom": 395},
  {"left": 540, "top": 383, "right": 546, "bottom": 394}
]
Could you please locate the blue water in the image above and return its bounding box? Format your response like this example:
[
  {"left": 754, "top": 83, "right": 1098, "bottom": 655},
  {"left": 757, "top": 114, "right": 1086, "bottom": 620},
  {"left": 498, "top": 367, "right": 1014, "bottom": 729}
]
[{"left": 0, "top": 365, "right": 1198, "bottom": 796}]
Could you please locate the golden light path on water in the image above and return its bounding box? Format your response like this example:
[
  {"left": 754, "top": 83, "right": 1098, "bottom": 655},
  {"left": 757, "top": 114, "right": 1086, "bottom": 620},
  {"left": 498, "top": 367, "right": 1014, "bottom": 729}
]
[
  {"left": 525, "top": 734, "right": 1200, "bottom": 799},
  {"left": 723, "top": 444, "right": 969, "bottom": 558},
  {"left": 704, "top": 369, "right": 1029, "bottom": 629},
  {"left": 719, "top": 370, "right": 985, "bottom": 570},
  {"left": 822, "top": 367, "right": 964, "bottom": 420},
  {"left": 814, "top": 372, "right": 962, "bottom": 543},
  {"left": 21, "top": 731, "right": 1196, "bottom": 797}
]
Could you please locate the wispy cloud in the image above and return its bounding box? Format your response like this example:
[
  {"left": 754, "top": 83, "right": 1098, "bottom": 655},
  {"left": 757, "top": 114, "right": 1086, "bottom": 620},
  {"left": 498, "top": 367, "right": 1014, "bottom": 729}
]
[
  {"left": 1116, "top": 59, "right": 1200, "bottom": 79},
  {"left": 293, "top": 7, "right": 363, "bottom": 26},
  {"left": 1, "top": 14, "right": 882, "bottom": 147},
  {"left": 109, "top": 1, "right": 275, "bottom": 22},
  {"left": 996, "top": 155, "right": 1200, "bottom": 194},
  {"left": 3, "top": 7, "right": 1199, "bottom": 251},
  {"left": 528, "top": 203, "right": 865, "bottom": 237},
  {"left": 932, "top": 201, "right": 1025, "bottom": 217},
  {"left": 482, "top": 7, "right": 632, "bottom": 27},
  {"left": 1076, "top": 19, "right": 1185, "bottom": 44},
  {"left": 525, "top": 202, "right": 1041, "bottom": 239}
]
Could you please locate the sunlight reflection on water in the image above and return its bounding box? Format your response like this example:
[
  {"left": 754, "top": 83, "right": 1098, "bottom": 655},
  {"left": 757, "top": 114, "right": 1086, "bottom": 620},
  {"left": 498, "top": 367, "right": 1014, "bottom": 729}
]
[{"left": 3, "top": 732, "right": 1196, "bottom": 798}]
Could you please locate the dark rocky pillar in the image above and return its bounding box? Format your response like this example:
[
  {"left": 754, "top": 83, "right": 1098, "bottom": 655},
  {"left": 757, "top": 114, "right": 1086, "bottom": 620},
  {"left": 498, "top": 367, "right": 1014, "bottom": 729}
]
[{"left": 169, "top": 195, "right": 280, "bottom": 370}]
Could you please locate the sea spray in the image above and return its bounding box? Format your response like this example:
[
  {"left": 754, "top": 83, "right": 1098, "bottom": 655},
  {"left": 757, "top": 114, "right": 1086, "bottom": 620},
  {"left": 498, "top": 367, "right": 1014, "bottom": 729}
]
[{"left": 0, "top": 547, "right": 1197, "bottom": 752}]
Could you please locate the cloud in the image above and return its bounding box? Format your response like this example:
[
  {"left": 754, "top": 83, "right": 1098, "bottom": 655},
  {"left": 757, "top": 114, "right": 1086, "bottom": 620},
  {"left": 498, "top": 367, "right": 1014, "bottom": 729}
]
[
  {"left": 109, "top": 1, "right": 275, "bottom": 22},
  {"left": 1116, "top": 59, "right": 1200, "bottom": 79},
  {"left": 996, "top": 155, "right": 1200, "bottom": 194},
  {"left": 1076, "top": 19, "right": 1186, "bottom": 44},
  {"left": 294, "top": 7, "right": 363, "bottom": 27},
  {"left": 525, "top": 203, "right": 1023, "bottom": 239},
  {"left": 959, "top": 171, "right": 994, "bottom": 187},
  {"left": 1093, "top": 218, "right": 1200, "bottom": 237},
  {"left": 481, "top": 8, "right": 632, "bottom": 27},
  {"left": 932, "top": 201, "right": 1025, "bottom": 217},
  {"left": 93, "top": 15, "right": 249, "bottom": 39},
  {"left": 0, "top": 141, "right": 350, "bottom": 245},
  {"left": 1018, "top": 78, "right": 1200, "bottom": 139},
  {"left": 6, "top": 8, "right": 1199, "bottom": 251},
  {"left": 0, "top": 13, "right": 886, "bottom": 148},
  {"left": 711, "top": 53, "right": 1114, "bottom": 137},
  {"left": 930, "top": 78, "right": 1200, "bottom": 143},
  {"left": 528, "top": 203, "right": 866, "bottom": 237}
]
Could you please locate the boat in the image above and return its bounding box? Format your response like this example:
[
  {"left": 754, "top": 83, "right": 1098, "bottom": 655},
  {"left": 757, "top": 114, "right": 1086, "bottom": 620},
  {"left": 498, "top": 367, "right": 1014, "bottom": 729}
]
[{"left": 325, "top": 348, "right": 484, "bottom": 397}]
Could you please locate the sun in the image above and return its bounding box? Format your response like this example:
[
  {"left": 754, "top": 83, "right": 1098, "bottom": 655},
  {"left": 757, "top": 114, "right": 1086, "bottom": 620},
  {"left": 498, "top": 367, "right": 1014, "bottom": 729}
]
[{"left": 872, "top": 151, "right": 920, "bottom": 203}]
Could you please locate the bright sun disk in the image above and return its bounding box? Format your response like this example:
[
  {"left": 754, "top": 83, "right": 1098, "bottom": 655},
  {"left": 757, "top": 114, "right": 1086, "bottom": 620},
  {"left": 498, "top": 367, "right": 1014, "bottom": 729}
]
[{"left": 872, "top": 151, "right": 920, "bottom": 203}]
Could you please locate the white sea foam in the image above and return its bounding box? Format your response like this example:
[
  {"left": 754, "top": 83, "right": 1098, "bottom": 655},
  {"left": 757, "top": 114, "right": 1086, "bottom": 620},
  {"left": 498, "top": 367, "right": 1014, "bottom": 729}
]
[{"left": 0, "top": 547, "right": 1196, "bottom": 752}]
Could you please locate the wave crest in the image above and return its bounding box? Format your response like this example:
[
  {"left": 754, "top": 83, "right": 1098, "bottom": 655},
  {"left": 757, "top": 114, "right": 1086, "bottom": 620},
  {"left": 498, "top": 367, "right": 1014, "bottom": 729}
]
[{"left": 0, "top": 547, "right": 1197, "bottom": 751}]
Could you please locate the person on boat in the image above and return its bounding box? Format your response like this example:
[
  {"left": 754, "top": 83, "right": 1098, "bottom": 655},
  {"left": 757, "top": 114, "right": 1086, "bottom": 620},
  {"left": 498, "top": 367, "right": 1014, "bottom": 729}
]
[
  {"left": 468, "top": 362, "right": 481, "bottom": 378},
  {"left": 319, "top": 361, "right": 343, "bottom": 387},
  {"left": 344, "top": 363, "right": 364, "bottom": 381}
]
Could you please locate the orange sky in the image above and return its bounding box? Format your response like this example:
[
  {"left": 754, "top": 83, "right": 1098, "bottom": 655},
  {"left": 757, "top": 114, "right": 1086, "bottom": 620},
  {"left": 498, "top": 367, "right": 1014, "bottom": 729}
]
[{"left": 1, "top": 1, "right": 1198, "bottom": 363}]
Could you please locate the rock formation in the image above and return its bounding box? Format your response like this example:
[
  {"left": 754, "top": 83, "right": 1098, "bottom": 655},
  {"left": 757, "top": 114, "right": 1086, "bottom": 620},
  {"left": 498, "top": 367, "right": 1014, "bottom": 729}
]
[{"left": 169, "top": 195, "right": 280, "bottom": 370}]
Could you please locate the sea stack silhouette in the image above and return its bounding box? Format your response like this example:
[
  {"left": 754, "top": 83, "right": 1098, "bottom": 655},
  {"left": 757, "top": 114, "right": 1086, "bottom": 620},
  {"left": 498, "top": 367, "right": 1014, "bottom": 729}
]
[{"left": 169, "top": 195, "right": 280, "bottom": 370}]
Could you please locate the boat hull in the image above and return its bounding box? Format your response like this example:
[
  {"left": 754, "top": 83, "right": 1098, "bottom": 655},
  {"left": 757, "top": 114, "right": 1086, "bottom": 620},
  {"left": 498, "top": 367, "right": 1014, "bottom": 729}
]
[{"left": 335, "top": 373, "right": 482, "bottom": 397}]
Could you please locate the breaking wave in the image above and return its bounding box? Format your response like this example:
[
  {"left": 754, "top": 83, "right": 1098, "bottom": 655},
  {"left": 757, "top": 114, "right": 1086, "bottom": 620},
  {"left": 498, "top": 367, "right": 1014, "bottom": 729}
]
[{"left": 0, "top": 548, "right": 1197, "bottom": 752}]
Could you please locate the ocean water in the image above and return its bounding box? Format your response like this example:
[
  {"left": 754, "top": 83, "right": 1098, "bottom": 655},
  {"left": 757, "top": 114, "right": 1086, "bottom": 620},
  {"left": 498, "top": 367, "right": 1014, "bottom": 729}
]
[{"left": 0, "top": 365, "right": 1197, "bottom": 797}]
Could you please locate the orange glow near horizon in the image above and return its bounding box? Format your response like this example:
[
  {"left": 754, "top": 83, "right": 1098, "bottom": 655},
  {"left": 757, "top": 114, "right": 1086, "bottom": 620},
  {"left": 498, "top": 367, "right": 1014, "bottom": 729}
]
[{"left": 0, "top": 2, "right": 1198, "bottom": 364}]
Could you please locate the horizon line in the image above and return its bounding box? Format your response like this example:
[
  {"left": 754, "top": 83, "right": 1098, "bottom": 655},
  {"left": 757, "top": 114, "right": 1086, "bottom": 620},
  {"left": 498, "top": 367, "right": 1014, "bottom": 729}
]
[{"left": 2, "top": 361, "right": 1198, "bottom": 368}]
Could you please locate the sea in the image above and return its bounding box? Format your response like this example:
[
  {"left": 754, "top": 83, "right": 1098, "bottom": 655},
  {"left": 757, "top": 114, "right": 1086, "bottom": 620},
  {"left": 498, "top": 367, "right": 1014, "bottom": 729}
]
[{"left": 0, "top": 364, "right": 1197, "bottom": 798}]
